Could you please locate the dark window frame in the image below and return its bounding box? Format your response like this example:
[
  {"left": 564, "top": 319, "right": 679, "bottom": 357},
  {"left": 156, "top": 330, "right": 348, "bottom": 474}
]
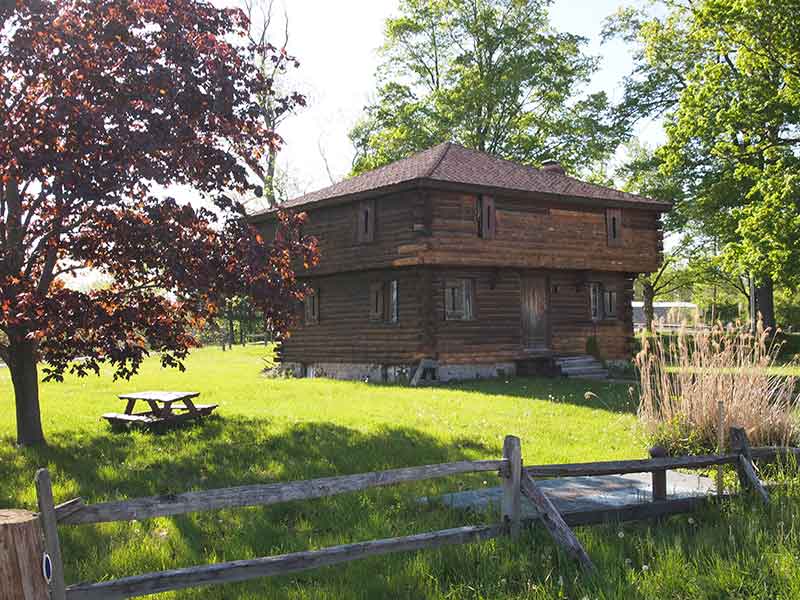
[
  {"left": 356, "top": 199, "right": 376, "bottom": 243},
  {"left": 369, "top": 280, "right": 399, "bottom": 324},
  {"left": 477, "top": 195, "right": 496, "bottom": 239},
  {"left": 606, "top": 208, "right": 623, "bottom": 247},
  {"left": 304, "top": 289, "right": 319, "bottom": 325},
  {"left": 589, "top": 282, "right": 619, "bottom": 321},
  {"left": 444, "top": 278, "right": 476, "bottom": 321}
]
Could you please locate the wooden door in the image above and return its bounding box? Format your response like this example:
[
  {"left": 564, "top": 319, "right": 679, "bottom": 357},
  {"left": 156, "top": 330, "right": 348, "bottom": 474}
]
[{"left": 521, "top": 276, "right": 549, "bottom": 350}]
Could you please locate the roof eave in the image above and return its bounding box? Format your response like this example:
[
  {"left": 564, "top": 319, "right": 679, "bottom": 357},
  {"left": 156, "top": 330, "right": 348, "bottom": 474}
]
[{"left": 247, "top": 178, "right": 672, "bottom": 223}]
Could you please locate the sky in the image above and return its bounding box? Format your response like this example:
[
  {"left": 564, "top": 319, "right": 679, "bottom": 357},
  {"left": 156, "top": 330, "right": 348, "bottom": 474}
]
[{"left": 255, "top": 0, "right": 666, "bottom": 199}]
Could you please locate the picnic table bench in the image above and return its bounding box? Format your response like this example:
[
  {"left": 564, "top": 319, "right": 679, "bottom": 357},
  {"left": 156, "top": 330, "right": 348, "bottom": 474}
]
[{"left": 103, "top": 391, "right": 218, "bottom": 430}]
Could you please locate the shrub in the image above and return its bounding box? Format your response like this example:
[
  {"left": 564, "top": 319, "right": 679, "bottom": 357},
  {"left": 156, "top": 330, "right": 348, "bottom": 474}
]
[{"left": 635, "top": 320, "right": 800, "bottom": 453}]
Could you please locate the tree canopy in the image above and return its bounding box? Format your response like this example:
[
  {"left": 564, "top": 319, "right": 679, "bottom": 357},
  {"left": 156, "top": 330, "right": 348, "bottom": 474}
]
[
  {"left": 0, "top": 0, "right": 317, "bottom": 445},
  {"left": 350, "top": 0, "right": 622, "bottom": 175},
  {"left": 607, "top": 0, "right": 800, "bottom": 295}
]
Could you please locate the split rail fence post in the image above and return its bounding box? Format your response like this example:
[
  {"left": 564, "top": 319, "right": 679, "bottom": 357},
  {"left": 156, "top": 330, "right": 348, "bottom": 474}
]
[
  {"left": 729, "top": 427, "right": 769, "bottom": 504},
  {"left": 716, "top": 400, "right": 725, "bottom": 497},
  {"left": 501, "top": 435, "right": 521, "bottom": 538},
  {"left": 649, "top": 446, "right": 667, "bottom": 501},
  {"left": 35, "top": 469, "right": 67, "bottom": 600}
]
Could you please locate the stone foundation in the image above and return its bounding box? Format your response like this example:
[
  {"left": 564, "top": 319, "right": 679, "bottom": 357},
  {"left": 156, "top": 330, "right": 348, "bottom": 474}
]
[{"left": 278, "top": 361, "right": 517, "bottom": 383}]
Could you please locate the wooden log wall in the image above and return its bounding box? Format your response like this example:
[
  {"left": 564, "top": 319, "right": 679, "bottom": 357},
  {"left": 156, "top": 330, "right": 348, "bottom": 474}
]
[
  {"left": 259, "top": 192, "right": 425, "bottom": 278},
  {"left": 279, "top": 268, "right": 424, "bottom": 365},
  {"left": 422, "top": 191, "right": 663, "bottom": 274},
  {"left": 548, "top": 273, "right": 635, "bottom": 359},
  {"left": 431, "top": 268, "right": 635, "bottom": 363}
]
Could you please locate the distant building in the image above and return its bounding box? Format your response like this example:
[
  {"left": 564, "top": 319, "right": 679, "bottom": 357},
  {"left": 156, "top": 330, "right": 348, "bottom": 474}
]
[{"left": 632, "top": 301, "right": 699, "bottom": 329}]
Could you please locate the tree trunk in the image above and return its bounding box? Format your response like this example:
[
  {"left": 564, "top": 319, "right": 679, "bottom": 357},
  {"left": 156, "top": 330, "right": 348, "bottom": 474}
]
[
  {"left": 8, "top": 342, "right": 45, "bottom": 446},
  {"left": 642, "top": 281, "right": 655, "bottom": 333},
  {"left": 755, "top": 277, "right": 776, "bottom": 331}
]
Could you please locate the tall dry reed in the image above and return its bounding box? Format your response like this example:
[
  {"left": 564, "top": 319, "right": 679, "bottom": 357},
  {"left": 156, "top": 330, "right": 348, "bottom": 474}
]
[{"left": 635, "top": 320, "right": 800, "bottom": 453}]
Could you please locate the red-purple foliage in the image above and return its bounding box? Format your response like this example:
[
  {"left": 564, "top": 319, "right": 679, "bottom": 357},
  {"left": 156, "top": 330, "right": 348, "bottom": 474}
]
[{"left": 0, "top": 0, "right": 318, "bottom": 444}]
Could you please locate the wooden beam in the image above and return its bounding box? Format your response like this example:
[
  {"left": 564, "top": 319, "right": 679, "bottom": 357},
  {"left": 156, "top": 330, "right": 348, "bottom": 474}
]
[
  {"left": 730, "top": 428, "right": 769, "bottom": 504},
  {"left": 35, "top": 469, "right": 66, "bottom": 600},
  {"left": 520, "top": 472, "right": 595, "bottom": 573},
  {"left": 57, "top": 459, "right": 507, "bottom": 525},
  {"left": 501, "top": 436, "right": 522, "bottom": 538},
  {"left": 64, "top": 524, "right": 505, "bottom": 600},
  {"left": 560, "top": 495, "right": 723, "bottom": 527},
  {"left": 525, "top": 453, "right": 738, "bottom": 478}
]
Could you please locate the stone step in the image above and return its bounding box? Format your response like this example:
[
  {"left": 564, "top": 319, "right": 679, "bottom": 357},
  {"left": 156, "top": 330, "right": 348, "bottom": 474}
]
[
  {"left": 554, "top": 355, "right": 608, "bottom": 380},
  {"left": 555, "top": 355, "right": 598, "bottom": 364},
  {"left": 561, "top": 367, "right": 608, "bottom": 377}
]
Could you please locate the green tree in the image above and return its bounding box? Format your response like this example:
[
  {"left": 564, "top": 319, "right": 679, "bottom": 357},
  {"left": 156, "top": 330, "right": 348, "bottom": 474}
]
[
  {"left": 350, "top": 0, "right": 621, "bottom": 175},
  {"left": 606, "top": 0, "right": 800, "bottom": 329}
]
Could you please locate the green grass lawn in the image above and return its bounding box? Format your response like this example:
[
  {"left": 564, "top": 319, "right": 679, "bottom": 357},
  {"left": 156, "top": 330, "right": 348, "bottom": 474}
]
[{"left": 2, "top": 346, "right": 800, "bottom": 599}]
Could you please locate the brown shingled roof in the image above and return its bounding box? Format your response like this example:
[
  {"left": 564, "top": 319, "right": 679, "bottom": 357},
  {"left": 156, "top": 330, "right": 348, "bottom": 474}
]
[{"left": 251, "top": 142, "right": 670, "bottom": 218}]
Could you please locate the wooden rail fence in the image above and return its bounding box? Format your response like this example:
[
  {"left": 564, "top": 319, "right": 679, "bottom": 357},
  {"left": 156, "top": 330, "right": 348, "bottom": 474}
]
[{"left": 3, "top": 428, "right": 797, "bottom": 599}]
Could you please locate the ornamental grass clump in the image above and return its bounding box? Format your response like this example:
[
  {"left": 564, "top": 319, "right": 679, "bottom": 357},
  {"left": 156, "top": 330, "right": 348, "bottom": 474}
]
[{"left": 636, "top": 320, "right": 800, "bottom": 454}]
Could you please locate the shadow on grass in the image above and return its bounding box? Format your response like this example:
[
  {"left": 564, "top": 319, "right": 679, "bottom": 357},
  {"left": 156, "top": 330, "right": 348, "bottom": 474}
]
[
  {"left": 367, "top": 376, "right": 639, "bottom": 415},
  {"left": 1, "top": 416, "right": 506, "bottom": 597}
]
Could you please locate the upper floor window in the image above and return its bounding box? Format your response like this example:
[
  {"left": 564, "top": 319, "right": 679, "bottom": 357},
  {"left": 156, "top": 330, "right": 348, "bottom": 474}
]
[
  {"left": 304, "top": 288, "right": 319, "bottom": 325},
  {"left": 369, "top": 280, "right": 399, "bottom": 324},
  {"left": 357, "top": 199, "right": 376, "bottom": 243},
  {"left": 444, "top": 278, "right": 475, "bottom": 321},
  {"left": 477, "top": 195, "right": 496, "bottom": 239},
  {"left": 606, "top": 208, "right": 623, "bottom": 246}
]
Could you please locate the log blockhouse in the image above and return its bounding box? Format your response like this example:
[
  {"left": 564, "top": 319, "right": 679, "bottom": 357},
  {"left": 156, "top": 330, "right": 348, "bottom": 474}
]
[{"left": 251, "top": 143, "right": 669, "bottom": 382}]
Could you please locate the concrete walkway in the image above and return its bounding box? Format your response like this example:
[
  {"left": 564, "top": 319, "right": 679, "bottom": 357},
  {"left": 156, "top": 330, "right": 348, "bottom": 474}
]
[{"left": 432, "top": 471, "right": 715, "bottom": 519}]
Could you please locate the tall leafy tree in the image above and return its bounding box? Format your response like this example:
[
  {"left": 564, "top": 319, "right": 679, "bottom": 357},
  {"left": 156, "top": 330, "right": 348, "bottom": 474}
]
[
  {"left": 350, "top": 0, "right": 621, "bottom": 175},
  {"left": 606, "top": 0, "right": 800, "bottom": 328},
  {"left": 0, "top": 0, "right": 318, "bottom": 446}
]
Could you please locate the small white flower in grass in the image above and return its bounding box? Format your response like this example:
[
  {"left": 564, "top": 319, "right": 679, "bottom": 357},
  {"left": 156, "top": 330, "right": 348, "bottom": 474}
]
[
  {"left": 688, "top": 517, "right": 695, "bottom": 525},
  {"left": 584, "top": 391, "right": 598, "bottom": 401},
  {"left": 617, "top": 530, "right": 625, "bottom": 539},
  {"left": 642, "top": 564, "right": 650, "bottom": 572},
  {"left": 624, "top": 558, "right": 632, "bottom": 567}
]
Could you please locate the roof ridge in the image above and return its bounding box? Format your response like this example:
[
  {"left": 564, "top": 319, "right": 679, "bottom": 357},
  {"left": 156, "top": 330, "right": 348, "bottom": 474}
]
[{"left": 425, "top": 141, "right": 453, "bottom": 178}]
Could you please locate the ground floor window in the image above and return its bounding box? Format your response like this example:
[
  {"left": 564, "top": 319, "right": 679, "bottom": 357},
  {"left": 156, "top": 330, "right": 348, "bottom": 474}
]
[
  {"left": 369, "top": 280, "right": 399, "bottom": 323},
  {"left": 445, "top": 278, "right": 475, "bottom": 320},
  {"left": 590, "top": 282, "right": 618, "bottom": 321},
  {"left": 304, "top": 289, "right": 319, "bottom": 325}
]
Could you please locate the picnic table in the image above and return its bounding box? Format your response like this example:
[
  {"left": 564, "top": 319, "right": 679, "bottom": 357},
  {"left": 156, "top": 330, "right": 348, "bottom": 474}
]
[{"left": 102, "top": 391, "right": 218, "bottom": 430}]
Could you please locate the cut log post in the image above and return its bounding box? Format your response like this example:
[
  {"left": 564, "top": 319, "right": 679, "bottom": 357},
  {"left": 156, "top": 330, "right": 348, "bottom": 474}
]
[
  {"left": 649, "top": 446, "right": 667, "bottom": 501},
  {"left": 501, "top": 435, "right": 521, "bottom": 538},
  {"left": 729, "top": 427, "right": 769, "bottom": 504},
  {"left": 0, "top": 509, "right": 49, "bottom": 600},
  {"left": 520, "top": 472, "right": 596, "bottom": 573},
  {"left": 35, "top": 469, "right": 67, "bottom": 599}
]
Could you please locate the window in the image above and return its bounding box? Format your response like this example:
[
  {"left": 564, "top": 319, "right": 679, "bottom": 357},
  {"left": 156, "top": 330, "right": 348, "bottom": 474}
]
[
  {"left": 589, "top": 282, "right": 602, "bottom": 321},
  {"left": 444, "top": 279, "right": 475, "bottom": 321},
  {"left": 477, "top": 195, "right": 496, "bottom": 239},
  {"left": 369, "top": 280, "right": 399, "bottom": 323},
  {"left": 304, "top": 289, "right": 319, "bottom": 325},
  {"left": 589, "top": 283, "right": 618, "bottom": 321},
  {"left": 357, "top": 199, "right": 376, "bottom": 243},
  {"left": 606, "top": 208, "right": 623, "bottom": 246},
  {"left": 604, "top": 289, "right": 618, "bottom": 319}
]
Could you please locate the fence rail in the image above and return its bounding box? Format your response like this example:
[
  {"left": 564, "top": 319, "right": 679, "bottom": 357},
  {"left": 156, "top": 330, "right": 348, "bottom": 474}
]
[
  {"left": 55, "top": 459, "right": 507, "bottom": 525},
  {"left": 11, "top": 430, "right": 795, "bottom": 600}
]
